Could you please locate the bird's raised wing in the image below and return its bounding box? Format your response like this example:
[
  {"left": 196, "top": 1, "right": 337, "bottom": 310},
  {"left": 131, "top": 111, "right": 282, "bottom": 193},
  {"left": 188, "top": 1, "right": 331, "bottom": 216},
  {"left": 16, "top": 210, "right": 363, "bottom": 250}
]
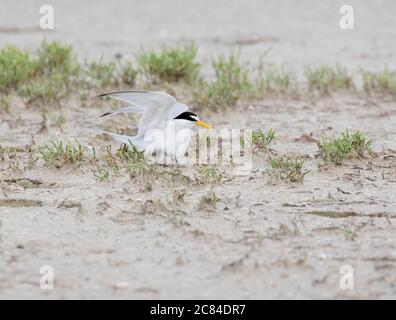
[
  {"left": 99, "top": 90, "right": 184, "bottom": 137},
  {"left": 99, "top": 105, "right": 144, "bottom": 117},
  {"left": 98, "top": 90, "right": 176, "bottom": 109},
  {"left": 168, "top": 103, "right": 189, "bottom": 119}
]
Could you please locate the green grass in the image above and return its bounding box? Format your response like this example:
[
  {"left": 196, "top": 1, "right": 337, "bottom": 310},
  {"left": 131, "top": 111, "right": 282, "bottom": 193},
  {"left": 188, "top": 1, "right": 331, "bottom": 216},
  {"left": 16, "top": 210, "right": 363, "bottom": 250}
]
[
  {"left": 116, "top": 143, "right": 156, "bottom": 178},
  {"left": 93, "top": 167, "right": 110, "bottom": 181},
  {"left": 40, "top": 140, "right": 85, "bottom": 167},
  {"left": 137, "top": 44, "right": 200, "bottom": 83},
  {"left": 116, "top": 143, "right": 146, "bottom": 163},
  {"left": 0, "top": 145, "right": 19, "bottom": 171},
  {"left": 252, "top": 129, "right": 275, "bottom": 150},
  {"left": 0, "top": 40, "right": 77, "bottom": 106},
  {"left": 47, "top": 111, "right": 66, "bottom": 127},
  {"left": 84, "top": 59, "right": 138, "bottom": 88},
  {"left": 102, "top": 145, "right": 120, "bottom": 172},
  {"left": 85, "top": 59, "right": 120, "bottom": 88},
  {"left": 269, "top": 156, "right": 308, "bottom": 182},
  {"left": 19, "top": 74, "right": 67, "bottom": 107},
  {"left": 35, "top": 40, "right": 78, "bottom": 77},
  {"left": 194, "top": 54, "right": 251, "bottom": 109},
  {"left": 320, "top": 130, "right": 373, "bottom": 165},
  {"left": 197, "top": 190, "right": 218, "bottom": 211},
  {"left": 194, "top": 165, "right": 223, "bottom": 183},
  {"left": 240, "top": 129, "right": 275, "bottom": 151},
  {"left": 0, "top": 145, "right": 17, "bottom": 161},
  {"left": 362, "top": 68, "right": 396, "bottom": 94},
  {"left": 171, "top": 188, "right": 187, "bottom": 204},
  {"left": 0, "top": 94, "right": 11, "bottom": 113},
  {"left": 4, "top": 39, "right": 396, "bottom": 118},
  {"left": 255, "top": 64, "right": 291, "bottom": 95},
  {"left": 305, "top": 65, "right": 354, "bottom": 93},
  {"left": 0, "top": 46, "right": 35, "bottom": 90},
  {"left": 120, "top": 62, "right": 138, "bottom": 86}
]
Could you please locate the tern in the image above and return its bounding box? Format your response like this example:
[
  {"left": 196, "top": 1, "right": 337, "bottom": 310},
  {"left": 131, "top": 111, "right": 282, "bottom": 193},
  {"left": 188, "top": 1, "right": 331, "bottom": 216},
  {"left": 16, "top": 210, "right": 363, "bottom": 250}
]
[{"left": 99, "top": 90, "right": 211, "bottom": 163}]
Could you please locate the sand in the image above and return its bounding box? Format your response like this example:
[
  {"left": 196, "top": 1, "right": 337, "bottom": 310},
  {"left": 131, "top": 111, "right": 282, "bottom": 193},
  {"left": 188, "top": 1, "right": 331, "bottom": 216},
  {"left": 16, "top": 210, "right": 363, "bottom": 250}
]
[{"left": 1, "top": 0, "right": 396, "bottom": 299}]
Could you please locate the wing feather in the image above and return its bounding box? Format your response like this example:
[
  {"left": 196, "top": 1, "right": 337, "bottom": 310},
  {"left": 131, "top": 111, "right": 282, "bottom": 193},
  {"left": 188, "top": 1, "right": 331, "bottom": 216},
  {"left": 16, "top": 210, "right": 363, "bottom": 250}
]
[
  {"left": 98, "top": 90, "right": 176, "bottom": 109},
  {"left": 99, "top": 90, "right": 189, "bottom": 142},
  {"left": 99, "top": 105, "right": 144, "bottom": 117}
]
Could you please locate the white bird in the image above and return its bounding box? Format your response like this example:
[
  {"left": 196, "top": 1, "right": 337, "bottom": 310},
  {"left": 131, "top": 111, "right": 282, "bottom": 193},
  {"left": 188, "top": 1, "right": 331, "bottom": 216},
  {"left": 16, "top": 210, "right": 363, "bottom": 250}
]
[{"left": 99, "top": 90, "right": 211, "bottom": 163}]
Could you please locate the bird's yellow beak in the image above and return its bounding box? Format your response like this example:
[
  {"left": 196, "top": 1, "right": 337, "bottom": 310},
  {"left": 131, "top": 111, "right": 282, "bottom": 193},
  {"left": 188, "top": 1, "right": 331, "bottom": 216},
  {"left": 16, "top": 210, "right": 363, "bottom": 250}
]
[{"left": 195, "top": 120, "right": 212, "bottom": 129}]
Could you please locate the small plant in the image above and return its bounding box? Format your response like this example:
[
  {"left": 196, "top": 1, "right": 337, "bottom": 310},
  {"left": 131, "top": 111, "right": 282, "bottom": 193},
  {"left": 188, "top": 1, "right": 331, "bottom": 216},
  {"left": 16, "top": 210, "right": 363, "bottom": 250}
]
[
  {"left": 116, "top": 143, "right": 156, "bottom": 178},
  {"left": 194, "top": 54, "right": 251, "bottom": 109},
  {"left": 102, "top": 145, "right": 120, "bottom": 172},
  {"left": 127, "top": 160, "right": 155, "bottom": 179},
  {"left": 47, "top": 112, "right": 66, "bottom": 127},
  {"left": 341, "top": 226, "right": 357, "bottom": 241},
  {"left": 269, "top": 156, "right": 308, "bottom": 182},
  {"left": 120, "top": 62, "right": 138, "bottom": 86},
  {"left": 171, "top": 187, "right": 187, "bottom": 205},
  {"left": 0, "top": 145, "right": 17, "bottom": 162},
  {"left": 117, "top": 143, "right": 146, "bottom": 163},
  {"left": 25, "top": 144, "right": 39, "bottom": 168},
  {"left": 0, "top": 46, "right": 34, "bottom": 90},
  {"left": 255, "top": 64, "right": 291, "bottom": 95},
  {"left": 252, "top": 129, "right": 275, "bottom": 150},
  {"left": 93, "top": 167, "right": 110, "bottom": 181},
  {"left": 85, "top": 59, "right": 119, "bottom": 88},
  {"left": 197, "top": 190, "right": 218, "bottom": 211},
  {"left": 362, "top": 68, "right": 396, "bottom": 95},
  {"left": 0, "top": 146, "right": 21, "bottom": 172},
  {"left": 194, "top": 164, "right": 223, "bottom": 183},
  {"left": 0, "top": 94, "right": 11, "bottom": 113},
  {"left": 349, "top": 131, "right": 374, "bottom": 156},
  {"left": 305, "top": 65, "right": 353, "bottom": 93},
  {"left": 320, "top": 130, "right": 373, "bottom": 165},
  {"left": 19, "top": 75, "right": 67, "bottom": 107},
  {"left": 137, "top": 44, "right": 200, "bottom": 83},
  {"left": 35, "top": 40, "right": 78, "bottom": 77},
  {"left": 40, "top": 140, "right": 85, "bottom": 167}
]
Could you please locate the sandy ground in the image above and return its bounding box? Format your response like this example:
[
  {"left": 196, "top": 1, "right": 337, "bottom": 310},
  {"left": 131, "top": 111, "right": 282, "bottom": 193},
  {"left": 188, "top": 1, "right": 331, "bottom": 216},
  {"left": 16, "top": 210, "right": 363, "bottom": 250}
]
[
  {"left": 1, "top": 1, "right": 396, "bottom": 299},
  {"left": 1, "top": 94, "right": 396, "bottom": 299}
]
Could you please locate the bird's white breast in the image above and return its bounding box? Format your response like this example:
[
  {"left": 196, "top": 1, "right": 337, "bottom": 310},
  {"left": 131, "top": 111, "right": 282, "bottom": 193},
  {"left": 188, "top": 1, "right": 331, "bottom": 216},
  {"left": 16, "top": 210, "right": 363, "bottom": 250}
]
[{"left": 142, "top": 120, "right": 192, "bottom": 164}]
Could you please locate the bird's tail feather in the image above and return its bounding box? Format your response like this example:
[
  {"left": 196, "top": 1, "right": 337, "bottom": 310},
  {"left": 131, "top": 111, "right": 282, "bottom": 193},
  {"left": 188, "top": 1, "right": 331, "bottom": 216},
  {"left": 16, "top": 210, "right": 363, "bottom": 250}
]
[{"left": 102, "top": 131, "right": 146, "bottom": 151}]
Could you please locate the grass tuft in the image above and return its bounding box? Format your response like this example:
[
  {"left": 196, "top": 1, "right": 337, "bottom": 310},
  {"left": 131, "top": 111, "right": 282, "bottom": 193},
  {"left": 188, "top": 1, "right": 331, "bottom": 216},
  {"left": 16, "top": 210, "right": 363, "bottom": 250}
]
[
  {"left": 137, "top": 44, "right": 200, "bottom": 83},
  {"left": 255, "top": 64, "right": 291, "bottom": 95},
  {"left": 93, "top": 167, "right": 110, "bottom": 182},
  {"left": 269, "top": 156, "right": 308, "bottom": 182},
  {"left": 0, "top": 94, "right": 11, "bottom": 113},
  {"left": 305, "top": 65, "right": 354, "bottom": 93},
  {"left": 320, "top": 130, "right": 373, "bottom": 165},
  {"left": 120, "top": 62, "right": 138, "bottom": 87},
  {"left": 194, "top": 165, "right": 223, "bottom": 184},
  {"left": 85, "top": 59, "right": 119, "bottom": 88},
  {"left": 193, "top": 54, "right": 251, "bottom": 109},
  {"left": 47, "top": 111, "right": 66, "bottom": 127},
  {"left": 116, "top": 143, "right": 156, "bottom": 178},
  {"left": 0, "top": 46, "right": 34, "bottom": 90},
  {"left": 170, "top": 187, "right": 187, "bottom": 205},
  {"left": 240, "top": 129, "right": 275, "bottom": 152},
  {"left": 35, "top": 40, "right": 78, "bottom": 77},
  {"left": 0, "top": 145, "right": 17, "bottom": 161},
  {"left": 19, "top": 75, "right": 67, "bottom": 107},
  {"left": 252, "top": 129, "right": 275, "bottom": 150},
  {"left": 362, "top": 68, "right": 396, "bottom": 95},
  {"left": 197, "top": 190, "right": 218, "bottom": 211},
  {"left": 40, "top": 140, "right": 85, "bottom": 167}
]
